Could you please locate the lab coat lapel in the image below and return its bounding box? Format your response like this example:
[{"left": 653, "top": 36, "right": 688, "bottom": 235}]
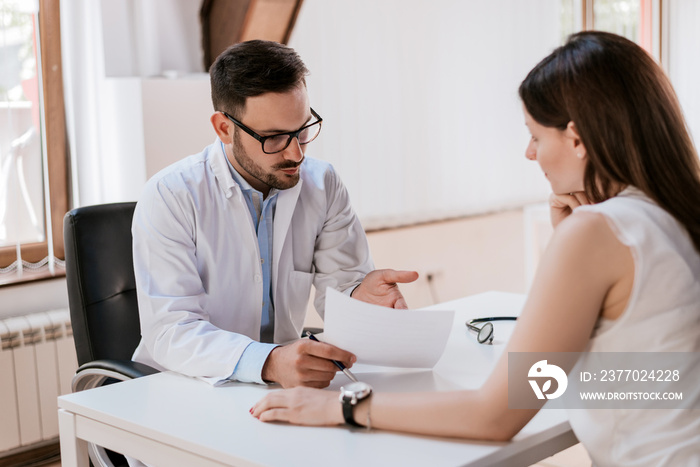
[
  {"left": 272, "top": 180, "right": 303, "bottom": 299},
  {"left": 210, "top": 141, "right": 260, "bottom": 255}
]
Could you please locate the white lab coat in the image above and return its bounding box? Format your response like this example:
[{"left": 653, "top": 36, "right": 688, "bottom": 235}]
[{"left": 131, "top": 139, "right": 373, "bottom": 384}]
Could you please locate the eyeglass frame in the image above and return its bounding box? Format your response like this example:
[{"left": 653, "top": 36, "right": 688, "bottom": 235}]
[{"left": 221, "top": 108, "right": 323, "bottom": 154}]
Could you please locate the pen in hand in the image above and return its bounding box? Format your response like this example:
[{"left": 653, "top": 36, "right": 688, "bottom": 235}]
[{"left": 304, "top": 331, "right": 359, "bottom": 383}]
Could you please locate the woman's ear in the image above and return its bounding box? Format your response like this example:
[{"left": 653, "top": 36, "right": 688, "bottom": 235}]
[
  {"left": 211, "top": 112, "right": 234, "bottom": 144},
  {"left": 566, "top": 121, "right": 587, "bottom": 160}
]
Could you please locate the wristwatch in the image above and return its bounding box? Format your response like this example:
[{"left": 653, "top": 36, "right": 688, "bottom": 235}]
[{"left": 339, "top": 381, "right": 373, "bottom": 427}]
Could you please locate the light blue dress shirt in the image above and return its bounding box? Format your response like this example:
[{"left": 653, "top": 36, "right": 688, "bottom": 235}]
[{"left": 225, "top": 150, "right": 279, "bottom": 383}]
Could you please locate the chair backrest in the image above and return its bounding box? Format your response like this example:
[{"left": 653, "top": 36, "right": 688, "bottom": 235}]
[{"left": 64, "top": 202, "right": 141, "bottom": 366}]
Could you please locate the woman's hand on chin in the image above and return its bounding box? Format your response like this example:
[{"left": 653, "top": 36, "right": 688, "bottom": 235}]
[{"left": 549, "top": 191, "right": 591, "bottom": 228}]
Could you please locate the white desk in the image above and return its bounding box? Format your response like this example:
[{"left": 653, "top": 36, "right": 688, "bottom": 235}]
[{"left": 58, "top": 292, "right": 576, "bottom": 467}]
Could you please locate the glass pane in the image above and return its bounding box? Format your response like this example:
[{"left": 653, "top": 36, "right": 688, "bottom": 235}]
[
  {"left": 594, "top": 0, "right": 641, "bottom": 44},
  {"left": 0, "top": 0, "right": 45, "bottom": 248},
  {"left": 560, "top": 0, "right": 580, "bottom": 44}
]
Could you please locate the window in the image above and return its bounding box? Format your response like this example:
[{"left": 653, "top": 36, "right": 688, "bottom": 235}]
[
  {"left": 561, "top": 0, "right": 657, "bottom": 56},
  {"left": 592, "top": 0, "right": 643, "bottom": 40},
  {"left": 0, "top": 0, "right": 68, "bottom": 285}
]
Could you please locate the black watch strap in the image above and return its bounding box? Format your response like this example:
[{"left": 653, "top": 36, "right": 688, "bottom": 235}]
[{"left": 341, "top": 396, "right": 363, "bottom": 427}]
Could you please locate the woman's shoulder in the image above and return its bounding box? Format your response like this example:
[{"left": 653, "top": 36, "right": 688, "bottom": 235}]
[
  {"left": 557, "top": 209, "right": 616, "bottom": 246},
  {"left": 548, "top": 208, "right": 632, "bottom": 281},
  {"left": 575, "top": 187, "right": 682, "bottom": 248}
]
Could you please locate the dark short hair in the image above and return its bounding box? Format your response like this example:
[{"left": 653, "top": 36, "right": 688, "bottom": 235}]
[
  {"left": 210, "top": 40, "right": 309, "bottom": 118},
  {"left": 519, "top": 31, "right": 700, "bottom": 253}
]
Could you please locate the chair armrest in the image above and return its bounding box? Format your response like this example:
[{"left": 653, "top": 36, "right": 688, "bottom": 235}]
[{"left": 72, "top": 359, "right": 159, "bottom": 392}]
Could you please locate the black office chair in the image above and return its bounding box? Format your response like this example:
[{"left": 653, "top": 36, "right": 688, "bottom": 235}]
[
  {"left": 64, "top": 202, "right": 323, "bottom": 465},
  {"left": 64, "top": 202, "right": 158, "bottom": 467}
]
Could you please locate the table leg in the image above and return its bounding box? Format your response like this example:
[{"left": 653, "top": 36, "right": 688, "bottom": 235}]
[{"left": 58, "top": 408, "right": 89, "bottom": 467}]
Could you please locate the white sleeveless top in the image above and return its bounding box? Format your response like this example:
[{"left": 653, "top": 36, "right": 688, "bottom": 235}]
[{"left": 567, "top": 187, "right": 700, "bottom": 466}]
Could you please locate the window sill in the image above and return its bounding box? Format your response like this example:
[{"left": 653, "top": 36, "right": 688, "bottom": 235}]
[{"left": 0, "top": 266, "right": 66, "bottom": 288}]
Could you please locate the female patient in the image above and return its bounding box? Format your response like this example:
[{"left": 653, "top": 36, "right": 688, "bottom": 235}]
[{"left": 251, "top": 31, "right": 700, "bottom": 465}]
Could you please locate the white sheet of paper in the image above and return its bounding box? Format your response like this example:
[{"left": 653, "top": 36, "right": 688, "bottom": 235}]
[{"left": 322, "top": 288, "right": 455, "bottom": 368}]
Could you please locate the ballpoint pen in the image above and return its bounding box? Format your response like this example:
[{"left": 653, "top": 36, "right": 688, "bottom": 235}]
[{"left": 304, "top": 331, "right": 359, "bottom": 383}]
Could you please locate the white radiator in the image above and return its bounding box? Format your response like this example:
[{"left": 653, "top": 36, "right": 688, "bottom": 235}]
[{"left": 0, "top": 309, "right": 77, "bottom": 454}]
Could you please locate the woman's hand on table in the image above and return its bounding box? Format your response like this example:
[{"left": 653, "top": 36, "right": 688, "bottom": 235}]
[{"left": 251, "top": 387, "right": 343, "bottom": 426}]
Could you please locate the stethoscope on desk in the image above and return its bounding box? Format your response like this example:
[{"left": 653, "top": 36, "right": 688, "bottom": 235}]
[{"left": 465, "top": 317, "right": 518, "bottom": 344}]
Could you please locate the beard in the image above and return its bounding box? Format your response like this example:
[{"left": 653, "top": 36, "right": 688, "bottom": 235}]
[{"left": 232, "top": 131, "right": 303, "bottom": 191}]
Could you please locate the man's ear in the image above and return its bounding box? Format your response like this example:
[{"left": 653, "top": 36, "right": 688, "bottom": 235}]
[
  {"left": 211, "top": 112, "right": 233, "bottom": 144},
  {"left": 566, "top": 121, "right": 587, "bottom": 160}
]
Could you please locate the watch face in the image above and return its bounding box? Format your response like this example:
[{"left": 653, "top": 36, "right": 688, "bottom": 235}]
[
  {"left": 339, "top": 381, "right": 372, "bottom": 427},
  {"left": 341, "top": 381, "right": 372, "bottom": 399}
]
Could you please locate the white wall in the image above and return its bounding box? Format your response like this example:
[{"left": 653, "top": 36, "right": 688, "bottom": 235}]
[
  {"left": 666, "top": 0, "right": 700, "bottom": 147},
  {"left": 95, "top": 75, "right": 215, "bottom": 201},
  {"left": 90, "top": 0, "right": 564, "bottom": 227},
  {"left": 289, "top": 0, "right": 559, "bottom": 229},
  {"left": 100, "top": 0, "right": 204, "bottom": 77},
  {"left": 82, "top": 0, "right": 700, "bottom": 227},
  {"left": 141, "top": 76, "right": 215, "bottom": 178},
  {"left": 0, "top": 279, "right": 68, "bottom": 319}
]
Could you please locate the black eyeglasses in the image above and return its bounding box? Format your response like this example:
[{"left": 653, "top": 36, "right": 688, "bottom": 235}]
[{"left": 222, "top": 108, "right": 323, "bottom": 154}]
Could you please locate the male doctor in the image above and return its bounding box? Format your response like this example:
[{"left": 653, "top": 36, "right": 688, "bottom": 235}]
[{"left": 131, "top": 40, "right": 418, "bottom": 388}]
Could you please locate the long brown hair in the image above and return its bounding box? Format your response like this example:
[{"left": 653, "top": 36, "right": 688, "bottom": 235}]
[{"left": 519, "top": 31, "right": 700, "bottom": 253}]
